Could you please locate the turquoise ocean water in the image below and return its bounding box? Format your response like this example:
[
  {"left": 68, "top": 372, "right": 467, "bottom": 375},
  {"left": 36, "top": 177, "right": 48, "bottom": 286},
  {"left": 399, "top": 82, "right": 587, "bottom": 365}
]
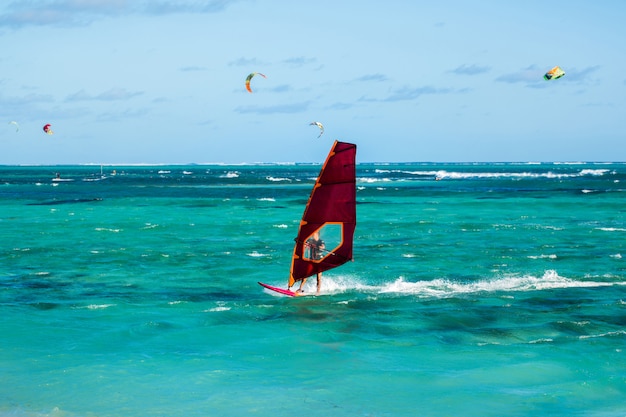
[{"left": 1, "top": 162, "right": 625, "bottom": 416}]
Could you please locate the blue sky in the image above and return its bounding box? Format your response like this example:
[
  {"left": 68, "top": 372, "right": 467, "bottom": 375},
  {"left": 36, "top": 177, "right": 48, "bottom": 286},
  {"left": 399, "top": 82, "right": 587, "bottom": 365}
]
[{"left": 1, "top": 0, "right": 624, "bottom": 164}]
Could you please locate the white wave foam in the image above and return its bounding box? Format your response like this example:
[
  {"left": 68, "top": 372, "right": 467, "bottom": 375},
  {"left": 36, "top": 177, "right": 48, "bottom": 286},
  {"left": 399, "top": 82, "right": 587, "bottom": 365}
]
[
  {"left": 95, "top": 227, "right": 122, "bottom": 233},
  {"left": 580, "top": 169, "right": 610, "bottom": 176},
  {"left": 370, "top": 168, "right": 612, "bottom": 181},
  {"left": 219, "top": 171, "right": 239, "bottom": 178},
  {"left": 579, "top": 330, "right": 626, "bottom": 340},
  {"left": 293, "top": 270, "right": 622, "bottom": 299},
  {"left": 290, "top": 270, "right": 626, "bottom": 304},
  {"left": 435, "top": 170, "right": 600, "bottom": 180},
  {"left": 375, "top": 168, "right": 439, "bottom": 176},
  {"left": 73, "top": 304, "right": 115, "bottom": 310},
  {"left": 528, "top": 254, "right": 557, "bottom": 259},
  {"left": 266, "top": 176, "right": 292, "bottom": 182},
  {"left": 528, "top": 338, "right": 554, "bottom": 344},
  {"left": 293, "top": 275, "right": 376, "bottom": 296},
  {"left": 359, "top": 177, "right": 392, "bottom": 183},
  {"left": 247, "top": 251, "right": 269, "bottom": 258},
  {"left": 207, "top": 306, "right": 231, "bottom": 312},
  {"left": 206, "top": 301, "right": 231, "bottom": 312},
  {"left": 378, "top": 271, "right": 615, "bottom": 298},
  {"left": 597, "top": 227, "right": 626, "bottom": 232}
]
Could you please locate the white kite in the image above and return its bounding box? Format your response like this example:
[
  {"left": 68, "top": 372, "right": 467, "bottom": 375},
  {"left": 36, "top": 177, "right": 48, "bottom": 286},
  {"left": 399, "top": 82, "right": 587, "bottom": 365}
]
[{"left": 309, "top": 121, "right": 324, "bottom": 138}]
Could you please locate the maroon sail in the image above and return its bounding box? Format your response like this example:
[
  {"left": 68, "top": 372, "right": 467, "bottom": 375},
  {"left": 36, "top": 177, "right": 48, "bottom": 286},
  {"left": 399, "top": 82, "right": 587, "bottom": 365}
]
[{"left": 288, "top": 140, "right": 357, "bottom": 288}]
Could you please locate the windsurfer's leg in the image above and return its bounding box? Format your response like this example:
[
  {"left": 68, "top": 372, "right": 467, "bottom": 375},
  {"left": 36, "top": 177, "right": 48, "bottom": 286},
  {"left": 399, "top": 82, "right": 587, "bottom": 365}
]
[
  {"left": 316, "top": 273, "right": 321, "bottom": 295},
  {"left": 296, "top": 278, "right": 307, "bottom": 293}
]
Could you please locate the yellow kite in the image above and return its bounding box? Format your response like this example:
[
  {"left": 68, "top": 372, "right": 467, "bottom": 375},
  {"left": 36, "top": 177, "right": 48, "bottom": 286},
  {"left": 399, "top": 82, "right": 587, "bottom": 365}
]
[{"left": 544, "top": 66, "right": 565, "bottom": 81}]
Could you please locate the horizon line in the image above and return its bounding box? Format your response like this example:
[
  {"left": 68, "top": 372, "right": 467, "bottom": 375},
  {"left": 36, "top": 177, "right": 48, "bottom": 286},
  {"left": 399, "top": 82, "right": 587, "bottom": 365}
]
[{"left": 0, "top": 161, "right": 624, "bottom": 167}]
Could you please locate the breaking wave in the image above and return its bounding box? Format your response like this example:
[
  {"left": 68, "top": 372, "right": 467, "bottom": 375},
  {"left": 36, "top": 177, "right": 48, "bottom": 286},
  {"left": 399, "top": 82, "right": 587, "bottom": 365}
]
[{"left": 314, "top": 270, "right": 622, "bottom": 299}]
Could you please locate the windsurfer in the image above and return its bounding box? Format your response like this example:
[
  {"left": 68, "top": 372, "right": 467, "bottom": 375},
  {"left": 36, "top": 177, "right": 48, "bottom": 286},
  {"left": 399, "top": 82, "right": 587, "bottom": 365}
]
[{"left": 296, "top": 232, "right": 325, "bottom": 295}]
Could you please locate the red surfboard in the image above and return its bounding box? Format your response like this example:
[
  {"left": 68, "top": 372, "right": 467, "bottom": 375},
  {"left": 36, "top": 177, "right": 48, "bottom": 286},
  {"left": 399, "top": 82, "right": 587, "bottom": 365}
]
[{"left": 258, "top": 282, "right": 299, "bottom": 297}]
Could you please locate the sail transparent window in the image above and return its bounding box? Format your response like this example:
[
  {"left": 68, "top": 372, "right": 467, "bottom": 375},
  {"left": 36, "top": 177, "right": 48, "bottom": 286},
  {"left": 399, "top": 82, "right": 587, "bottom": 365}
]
[{"left": 303, "top": 223, "right": 343, "bottom": 262}]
